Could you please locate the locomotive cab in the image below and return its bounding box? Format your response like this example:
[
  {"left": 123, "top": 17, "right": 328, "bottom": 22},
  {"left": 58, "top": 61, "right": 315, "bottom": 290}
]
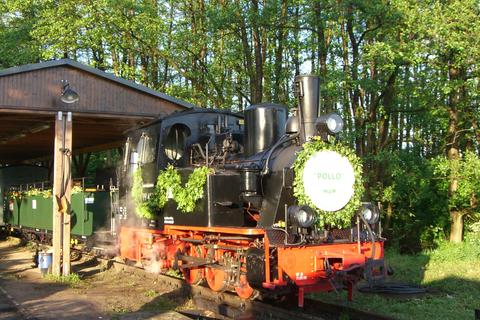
[{"left": 119, "top": 109, "right": 252, "bottom": 229}]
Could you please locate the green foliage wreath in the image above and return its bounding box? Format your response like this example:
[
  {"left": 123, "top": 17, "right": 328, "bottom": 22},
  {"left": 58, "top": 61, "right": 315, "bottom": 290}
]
[
  {"left": 132, "top": 165, "right": 212, "bottom": 219},
  {"left": 155, "top": 165, "right": 213, "bottom": 213},
  {"left": 292, "top": 137, "right": 364, "bottom": 228}
]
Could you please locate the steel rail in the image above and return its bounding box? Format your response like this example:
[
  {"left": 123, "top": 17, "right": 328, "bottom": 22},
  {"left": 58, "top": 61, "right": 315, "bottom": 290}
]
[
  {"left": 14, "top": 236, "right": 393, "bottom": 320},
  {"left": 99, "top": 255, "right": 394, "bottom": 320}
]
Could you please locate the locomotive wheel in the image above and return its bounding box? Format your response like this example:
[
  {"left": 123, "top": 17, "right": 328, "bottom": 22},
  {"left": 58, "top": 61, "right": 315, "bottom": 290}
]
[
  {"left": 205, "top": 267, "right": 228, "bottom": 292},
  {"left": 183, "top": 245, "right": 204, "bottom": 285},
  {"left": 234, "top": 274, "right": 254, "bottom": 299}
]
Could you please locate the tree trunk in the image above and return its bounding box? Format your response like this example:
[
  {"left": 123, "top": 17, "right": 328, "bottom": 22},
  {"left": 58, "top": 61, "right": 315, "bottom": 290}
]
[
  {"left": 449, "top": 211, "right": 464, "bottom": 243},
  {"left": 384, "top": 202, "right": 393, "bottom": 233},
  {"left": 73, "top": 153, "right": 91, "bottom": 178},
  {"left": 161, "top": 0, "right": 175, "bottom": 91},
  {"left": 273, "top": 0, "right": 286, "bottom": 103},
  {"left": 314, "top": 1, "right": 331, "bottom": 113},
  {"left": 292, "top": 6, "right": 300, "bottom": 76},
  {"left": 346, "top": 4, "right": 364, "bottom": 157},
  {"left": 471, "top": 118, "right": 480, "bottom": 154},
  {"left": 251, "top": 0, "right": 263, "bottom": 104},
  {"left": 446, "top": 61, "right": 463, "bottom": 242},
  {"left": 340, "top": 17, "right": 351, "bottom": 135},
  {"left": 140, "top": 54, "right": 149, "bottom": 85},
  {"left": 236, "top": 2, "right": 254, "bottom": 105}
]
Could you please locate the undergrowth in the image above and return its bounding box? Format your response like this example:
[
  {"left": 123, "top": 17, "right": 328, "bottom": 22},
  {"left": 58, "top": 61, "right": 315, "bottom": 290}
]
[
  {"left": 312, "top": 231, "right": 480, "bottom": 320},
  {"left": 44, "top": 273, "right": 82, "bottom": 288}
]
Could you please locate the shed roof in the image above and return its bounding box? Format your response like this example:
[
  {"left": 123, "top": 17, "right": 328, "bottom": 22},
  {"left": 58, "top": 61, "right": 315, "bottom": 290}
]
[
  {"left": 0, "top": 59, "right": 193, "bottom": 164},
  {"left": 0, "top": 59, "right": 195, "bottom": 110}
]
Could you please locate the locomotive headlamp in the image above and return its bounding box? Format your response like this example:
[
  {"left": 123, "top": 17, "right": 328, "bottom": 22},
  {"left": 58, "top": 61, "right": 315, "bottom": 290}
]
[
  {"left": 360, "top": 202, "right": 380, "bottom": 224},
  {"left": 316, "top": 113, "right": 344, "bottom": 135},
  {"left": 288, "top": 205, "right": 316, "bottom": 228}
]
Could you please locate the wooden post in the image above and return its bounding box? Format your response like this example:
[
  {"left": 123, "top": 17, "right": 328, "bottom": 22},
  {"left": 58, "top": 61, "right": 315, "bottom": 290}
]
[
  {"left": 52, "top": 111, "right": 73, "bottom": 276},
  {"left": 52, "top": 112, "right": 63, "bottom": 276},
  {"left": 62, "top": 112, "right": 73, "bottom": 276}
]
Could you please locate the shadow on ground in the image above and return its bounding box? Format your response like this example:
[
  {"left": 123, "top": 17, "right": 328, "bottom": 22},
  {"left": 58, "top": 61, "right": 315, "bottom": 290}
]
[
  {"left": 110, "top": 280, "right": 196, "bottom": 319},
  {"left": 0, "top": 237, "right": 103, "bottom": 319},
  {"left": 312, "top": 248, "right": 480, "bottom": 320}
]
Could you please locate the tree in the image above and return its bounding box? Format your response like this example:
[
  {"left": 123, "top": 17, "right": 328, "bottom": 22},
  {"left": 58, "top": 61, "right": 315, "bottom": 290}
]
[
  {"left": 420, "top": 0, "right": 480, "bottom": 242},
  {"left": 434, "top": 152, "right": 480, "bottom": 242},
  {"left": 0, "top": 0, "right": 41, "bottom": 67},
  {"left": 1, "top": 0, "right": 479, "bottom": 245}
]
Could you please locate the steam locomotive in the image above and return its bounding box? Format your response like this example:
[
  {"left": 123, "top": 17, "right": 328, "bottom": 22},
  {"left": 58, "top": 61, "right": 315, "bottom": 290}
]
[{"left": 117, "top": 75, "right": 385, "bottom": 306}]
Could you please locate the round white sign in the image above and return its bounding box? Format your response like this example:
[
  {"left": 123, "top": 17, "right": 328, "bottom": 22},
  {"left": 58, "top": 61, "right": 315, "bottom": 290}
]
[{"left": 302, "top": 150, "right": 355, "bottom": 212}]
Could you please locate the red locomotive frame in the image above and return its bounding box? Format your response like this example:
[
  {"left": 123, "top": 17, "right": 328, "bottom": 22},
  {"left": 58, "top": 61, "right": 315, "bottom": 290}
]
[{"left": 120, "top": 225, "right": 384, "bottom": 307}]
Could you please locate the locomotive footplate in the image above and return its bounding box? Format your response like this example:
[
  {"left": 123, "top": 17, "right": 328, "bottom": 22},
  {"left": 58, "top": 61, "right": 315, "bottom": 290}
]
[{"left": 273, "top": 240, "right": 384, "bottom": 306}]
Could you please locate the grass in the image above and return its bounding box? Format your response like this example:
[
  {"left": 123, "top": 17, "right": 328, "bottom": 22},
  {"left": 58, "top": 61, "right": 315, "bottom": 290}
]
[
  {"left": 44, "top": 273, "right": 82, "bottom": 288},
  {"left": 140, "top": 297, "right": 175, "bottom": 312},
  {"left": 164, "top": 268, "right": 183, "bottom": 278},
  {"left": 312, "top": 232, "right": 480, "bottom": 320},
  {"left": 144, "top": 289, "right": 158, "bottom": 298},
  {"left": 141, "top": 289, "right": 175, "bottom": 312},
  {"left": 111, "top": 305, "right": 131, "bottom": 313}
]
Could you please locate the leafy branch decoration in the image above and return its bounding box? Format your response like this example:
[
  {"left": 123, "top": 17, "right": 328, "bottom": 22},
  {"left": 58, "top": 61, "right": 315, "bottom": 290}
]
[
  {"left": 132, "top": 165, "right": 213, "bottom": 219},
  {"left": 132, "top": 167, "right": 156, "bottom": 220},
  {"left": 7, "top": 186, "right": 84, "bottom": 201}
]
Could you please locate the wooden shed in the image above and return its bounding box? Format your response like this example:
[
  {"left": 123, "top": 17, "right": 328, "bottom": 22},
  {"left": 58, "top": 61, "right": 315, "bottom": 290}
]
[
  {"left": 0, "top": 58, "right": 194, "bottom": 163},
  {"left": 0, "top": 59, "right": 195, "bottom": 276}
]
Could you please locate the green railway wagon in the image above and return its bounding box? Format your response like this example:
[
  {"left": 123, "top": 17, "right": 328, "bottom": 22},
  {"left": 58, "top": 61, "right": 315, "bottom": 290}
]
[
  {"left": 5, "top": 191, "right": 111, "bottom": 238},
  {"left": 0, "top": 165, "right": 48, "bottom": 226}
]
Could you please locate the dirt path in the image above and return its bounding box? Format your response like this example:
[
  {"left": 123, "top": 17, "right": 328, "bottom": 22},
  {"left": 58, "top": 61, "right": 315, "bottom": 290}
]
[{"left": 0, "top": 237, "right": 194, "bottom": 319}]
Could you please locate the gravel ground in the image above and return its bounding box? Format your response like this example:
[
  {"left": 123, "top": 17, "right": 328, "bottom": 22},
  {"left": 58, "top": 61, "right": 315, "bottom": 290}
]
[{"left": 0, "top": 237, "right": 194, "bottom": 320}]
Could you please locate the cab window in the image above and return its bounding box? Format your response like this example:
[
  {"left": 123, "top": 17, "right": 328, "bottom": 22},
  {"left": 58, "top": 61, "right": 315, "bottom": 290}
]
[
  {"left": 136, "top": 132, "right": 156, "bottom": 164},
  {"left": 164, "top": 124, "right": 190, "bottom": 161}
]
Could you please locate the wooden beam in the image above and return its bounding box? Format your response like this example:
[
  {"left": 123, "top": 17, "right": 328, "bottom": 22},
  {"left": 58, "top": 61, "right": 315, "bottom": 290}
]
[
  {"left": 16, "top": 140, "right": 124, "bottom": 164},
  {"left": 72, "top": 141, "right": 124, "bottom": 155},
  {"left": 52, "top": 112, "right": 63, "bottom": 276},
  {"left": 62, "top": 112, "right": 73, "bottom": 276},
  {"left": 0, "top": 106, "right": 158, "bottom": 119},
  {"left": 52, "top": 111, "right": 73, "bottom": 276}
]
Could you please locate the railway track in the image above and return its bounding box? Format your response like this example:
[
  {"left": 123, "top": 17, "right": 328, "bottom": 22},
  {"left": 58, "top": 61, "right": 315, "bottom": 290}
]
[
  {"left": 9, "top": 238, "right": 393, "bottom": 320},
  {"left": 101, "top": 255, "right": 394, "bottom": 320}
]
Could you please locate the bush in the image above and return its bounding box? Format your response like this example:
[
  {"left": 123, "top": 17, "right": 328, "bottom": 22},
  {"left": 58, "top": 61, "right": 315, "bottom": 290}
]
[
  {"left": 464, "top": 221, "right": 480, "bottom": 247},
  {"left": 373, "top": 151, "right": 449, "bottom": 253}
]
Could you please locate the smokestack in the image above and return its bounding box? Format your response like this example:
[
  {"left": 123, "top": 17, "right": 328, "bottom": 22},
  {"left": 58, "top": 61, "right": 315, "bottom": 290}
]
[{"left": 294, "top": 75, "right": 320, "bottom": 143}]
